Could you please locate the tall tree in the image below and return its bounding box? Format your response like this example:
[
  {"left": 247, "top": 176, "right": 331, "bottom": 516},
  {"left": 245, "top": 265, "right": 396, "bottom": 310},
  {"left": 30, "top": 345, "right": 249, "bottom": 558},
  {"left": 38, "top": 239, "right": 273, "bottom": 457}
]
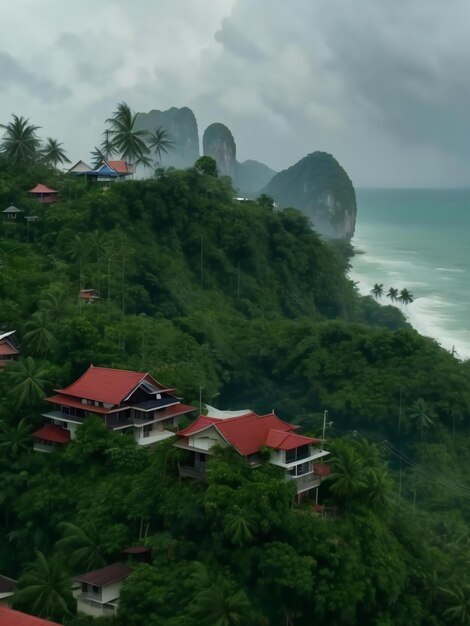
[
  {"left": 23, "top": 311, "right": 57, "bottom": 356},
  {"left": 0, "top": 418, "right": 32, "bottom": 458},
  {"left": 440, "top": 583, "right": 470, "bottom": 625},
  {"left": 329, "top": 445, "right": 367, "bottom": 500},
  {"left": 409, "top": 398, "right": 435, "bottom": 440},
  {"left": 13, "top": 551, "right": 74, "bottom": 622},
  {"left": 191, "top": 575, "right": 251, "bottom": 626},
  {"left": 0, "top": 114, "right": 41, "bottom": 166},
  {"left": 40, "top": 138, "right": 71, "bottom": 168},
  {"left": 398, "top": 288, "right": 414, "bottom": 304},
  {"left": 370, "top": 283, "right": 384, "bottom": 300},
  {"left": 387, "top": 287, "right": 399, "bottom": 302},
  {"left": 146, "top": 126, "right": 175, "bottom": 166},
  {"left": 105, "top": 102, "right": 151, "bottom": 167},
  {"left": 5, "top": 357, "right": 49, "bottom": 408},
  {"left": 55, "top": 521, "right": 107, "bottom": 571}
]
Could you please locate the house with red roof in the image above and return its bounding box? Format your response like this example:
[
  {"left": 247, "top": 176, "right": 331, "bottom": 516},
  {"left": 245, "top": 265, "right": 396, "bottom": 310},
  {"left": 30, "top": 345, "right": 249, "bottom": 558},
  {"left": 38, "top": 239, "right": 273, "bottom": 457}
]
[
  {"left": 73, "top": 563, "right": 132, "bottom": 617},
  {"left": 0, "top": 331, "right": 19, "bottom": 368},
  {"left": 29, "top": 184, "right": 58, "bottom": 204},
  {"left": 175, "top": 409, "right": 330, "bottom": 497},
  {"left": 0, "top": 606, "right": 61, "bottom": 626},
  {"left": 68, "top": 159, "right": 135, "bottom": 188},
  {"left": 79, "top": 288, "right": 100, "bottom": 304},
  {"left": 32, "top": 365, "right": 194, "bottom": 452}
]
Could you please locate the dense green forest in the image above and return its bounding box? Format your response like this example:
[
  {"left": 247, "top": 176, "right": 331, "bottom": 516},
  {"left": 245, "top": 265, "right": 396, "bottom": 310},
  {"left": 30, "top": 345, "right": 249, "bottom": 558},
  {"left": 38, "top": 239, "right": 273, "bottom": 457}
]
[{"left": 1, "top": 151, "right": 470, "bottom": 625}]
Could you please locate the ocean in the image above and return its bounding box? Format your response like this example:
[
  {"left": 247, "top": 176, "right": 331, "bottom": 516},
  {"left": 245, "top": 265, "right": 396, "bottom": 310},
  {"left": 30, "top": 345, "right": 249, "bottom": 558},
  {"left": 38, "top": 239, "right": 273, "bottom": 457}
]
[{"left": 348, "top": 189, "right": 470, "bottom": 360}]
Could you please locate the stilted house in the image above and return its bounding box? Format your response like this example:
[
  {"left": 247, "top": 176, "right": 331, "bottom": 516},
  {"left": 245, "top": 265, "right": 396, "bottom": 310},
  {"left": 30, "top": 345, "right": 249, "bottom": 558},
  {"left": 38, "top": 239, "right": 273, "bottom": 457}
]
[
  {"left": 32, "top": 365, "right": 195, "bottom": 452},
  {"left": 29, "top": 184, "right": 58, "bottom": 204},
  {"left": 2, "top": 205, "right": 23, "bottom": 219},
  {"left": 175, "top": 409, "right": 330, "bottom": 499}
]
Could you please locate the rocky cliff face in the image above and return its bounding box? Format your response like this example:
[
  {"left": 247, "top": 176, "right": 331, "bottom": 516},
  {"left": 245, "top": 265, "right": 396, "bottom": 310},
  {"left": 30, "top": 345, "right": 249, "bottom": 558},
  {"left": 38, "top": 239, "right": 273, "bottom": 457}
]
[
  {"left": 235, "top": 159, "right": 276, "bottom": 194},
  {"left": 135, "top": 106, "right": 199, "bottom": 168},
  {"left": 264, "top": 152, "right": 357, "bottom": 240},
  {"left": 202, "top": 123, "right": 236, "bottom": 178}
]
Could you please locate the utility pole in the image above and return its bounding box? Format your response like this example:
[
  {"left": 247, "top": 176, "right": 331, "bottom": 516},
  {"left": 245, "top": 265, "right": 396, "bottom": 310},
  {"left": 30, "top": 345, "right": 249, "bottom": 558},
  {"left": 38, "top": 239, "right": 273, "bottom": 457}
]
[
  {"left": 398, "top": 385, "right": 403, "bottom": 434},
  {"left": 199, "top": 386, "right": 203, "bottom": 412},
  {"left": 237, "top": 262, "right": 240, "bottom": 301},
  {"left": 200, "top": 235, "right": 204, "bottom": 288},
  {"left": 321, "top": 410, "right": 328, "bottom": 451}
]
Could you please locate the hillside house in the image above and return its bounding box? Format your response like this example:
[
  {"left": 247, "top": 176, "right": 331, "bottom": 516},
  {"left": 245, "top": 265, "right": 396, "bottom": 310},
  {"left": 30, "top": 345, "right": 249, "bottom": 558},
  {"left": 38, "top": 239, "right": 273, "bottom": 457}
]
[
  {"left": 0, "top": 576, "right": 16, "bottom": 605},
  {"left": 29, "top": 184, "right": 58, "bottom": 204},
  {"left": 79, "top": 288, "right": 100, "bottom": 303},
  {"left": 73, "top": 563, "right": 132, "bottom": 617},
  {"left": 32, "top": 365, "right": 194, "bottom": 452},
  {"left": 175, "top": 409, "right": 330, "bottom": 498},
  {"left": 69, "top": 159, "right": 135, "bottom": 188},
  {"left": 0, "top": 331, "right": 19, "bottom": 368},
  {"left": 0, "top": 606, "right": 61, "bottom": 625},
  {"left": 2, "top": 205, "right": 23, "bottom": 219}
]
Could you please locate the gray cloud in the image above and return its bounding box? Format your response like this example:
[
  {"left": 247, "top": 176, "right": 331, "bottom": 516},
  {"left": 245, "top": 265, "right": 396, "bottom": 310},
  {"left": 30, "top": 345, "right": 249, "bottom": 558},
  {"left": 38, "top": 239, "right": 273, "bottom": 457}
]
[{"left": 214, "top": 17, "right": 265, "bottom": 61}]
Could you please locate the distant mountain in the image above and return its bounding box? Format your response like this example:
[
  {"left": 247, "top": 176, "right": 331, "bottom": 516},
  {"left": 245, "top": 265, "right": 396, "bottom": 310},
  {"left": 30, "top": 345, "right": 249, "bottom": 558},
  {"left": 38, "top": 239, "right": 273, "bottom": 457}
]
[
  {"left": 235, "top": 160, "right": 276, "bottom": 195},
  {"left": 264, "top": 151, "right": 357, "bottom": 240},
  {"left": 135, "top": 106, "right": 199, "bottom": 168}
]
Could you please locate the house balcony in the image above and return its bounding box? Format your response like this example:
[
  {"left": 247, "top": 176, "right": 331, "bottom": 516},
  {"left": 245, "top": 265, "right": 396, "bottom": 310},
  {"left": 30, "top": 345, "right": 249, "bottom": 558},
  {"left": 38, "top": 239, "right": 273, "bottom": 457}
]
[
  {"left": 287, "top": 472, "right": 321, "bottom": 494},
  {"left": 77, "top": 594, "right": 117, "bottom": 617},
  {"left": 135, "top": 429, "right": 175, "bottom": 446}
]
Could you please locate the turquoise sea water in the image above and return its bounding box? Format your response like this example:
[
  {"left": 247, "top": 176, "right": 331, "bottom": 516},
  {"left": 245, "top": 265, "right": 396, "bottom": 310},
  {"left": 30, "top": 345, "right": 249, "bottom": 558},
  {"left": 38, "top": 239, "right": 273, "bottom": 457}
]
[{"left": 349, "top": 189, "right": 470, "bottom": 360}]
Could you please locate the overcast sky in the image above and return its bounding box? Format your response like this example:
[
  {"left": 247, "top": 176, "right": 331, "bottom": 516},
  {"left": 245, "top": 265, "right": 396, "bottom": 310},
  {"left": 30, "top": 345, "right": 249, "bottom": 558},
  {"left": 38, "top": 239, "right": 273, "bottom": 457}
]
[{"left": 2, "top": 0, "right": 470, "bottom": 187}]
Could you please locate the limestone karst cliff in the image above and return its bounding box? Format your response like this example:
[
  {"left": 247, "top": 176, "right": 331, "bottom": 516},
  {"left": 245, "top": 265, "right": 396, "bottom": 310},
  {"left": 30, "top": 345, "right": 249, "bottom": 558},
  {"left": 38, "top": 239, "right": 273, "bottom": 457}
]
[
  {"left": 202, "top": 123, "right": 236, "bottom": 179},
  {"left": 135, "top": 106, "right": 199, "bottom": 168},
  {"left": 264, "top": 151, "right": 357, "bottom": 240}
]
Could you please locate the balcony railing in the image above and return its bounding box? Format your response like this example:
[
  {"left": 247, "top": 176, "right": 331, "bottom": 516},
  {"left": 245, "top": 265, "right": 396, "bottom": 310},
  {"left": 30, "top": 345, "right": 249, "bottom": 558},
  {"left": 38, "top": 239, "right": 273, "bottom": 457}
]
[
  {"left": 178, "top": 465, "right": 205, "bottom": 480},
  {"left": 287, "top": 472, "right": 321, "bottom": 493}
]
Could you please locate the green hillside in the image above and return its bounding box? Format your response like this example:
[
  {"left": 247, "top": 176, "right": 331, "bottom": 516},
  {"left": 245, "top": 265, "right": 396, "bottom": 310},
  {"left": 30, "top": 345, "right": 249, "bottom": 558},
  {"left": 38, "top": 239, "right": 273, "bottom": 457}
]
[{"left": 1, "top": 157, "right": 469, "bottom": 625}]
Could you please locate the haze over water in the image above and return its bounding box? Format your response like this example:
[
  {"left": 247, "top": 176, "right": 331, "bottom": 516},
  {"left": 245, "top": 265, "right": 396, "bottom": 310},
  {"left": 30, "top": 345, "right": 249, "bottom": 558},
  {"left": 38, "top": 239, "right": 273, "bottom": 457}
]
[{"left": 349, "top": 188, "right": 470, "bottom": 360}]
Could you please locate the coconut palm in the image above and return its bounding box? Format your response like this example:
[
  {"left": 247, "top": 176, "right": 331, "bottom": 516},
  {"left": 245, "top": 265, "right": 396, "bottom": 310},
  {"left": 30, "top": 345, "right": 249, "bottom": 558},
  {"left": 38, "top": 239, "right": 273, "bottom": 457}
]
[
  {"left": 398, "top": 288, "right": 414, "bottom": 305},
  {"left": 23, "top": 312, "right": 57, "bottom": 356},
  {"left": 106, "top": 101, "right": 151, "bottom": 167},
  {"left": 90, "top": 146, "right": 106, "bottom": 168},
  {"left": 329, "top": 446, "right": 367, "bottom": 500},
  {"left": 5, "top": 357, "right": 49, "bottom": 408},
  {"left": 40, "top": 138, "right": 71, "bottom": 168},
  {"left": 191, "top": 575, "right": 251, "bottom": 626},
  {"left": 223, "top": 506, "right": 254, "bottom": 546},
  {"left": 0, "top": 418, "right": 32, "bottom": 457},
  {"left": 99, "top": 129, "right": 117, "bottom": 161},
  {"left": 146, "top": 126, "right": 175, "bottom": 166},
  {"left": 409, "top": 398, "right": 435, "bottom": 441},
  {"left": 370, "top": 283, "right": 384, "bottom": 300},
  {"left": 87, "top": 231, "right": 109, "bottom": 295},
  {"left": 13, "top": 551, "right": 73, "bottom": 622},
  {"left": 0, "top": 114, "right": 41, "bottom": 166},
  {"left": 55, "top": 521, "right": 107, "bottom": 571},
  {"left": 440, "top": 583, "right": 470, "bottom": 625},
  {"left": 387, "top": 287, "right": 399, "bottom": 302},
  {"left": 39, "top": 292, "right": 69, "bottom": 319}
]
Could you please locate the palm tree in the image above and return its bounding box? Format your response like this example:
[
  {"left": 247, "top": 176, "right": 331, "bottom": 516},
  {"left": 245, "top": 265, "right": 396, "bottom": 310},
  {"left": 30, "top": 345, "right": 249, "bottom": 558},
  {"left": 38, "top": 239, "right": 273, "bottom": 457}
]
[
  {"left": 13, "top": 551, "right": 73, "bottom": 622},
  {"left": 40, "top": 138, "right": 71, "bottom": 168},
  {"left": 0, "top": 114, "right": 41, "bottom": 166},
  {"left": 387, "top": 287, "right": 399, "bottom": 302},
  {"left": 370, "top": 283, "right": 384, "bottom": 300},
  {"left": 398, "top": 288, "right": 414, "bottom": 305},
  {"left": 99, "top": 129, "right": 117, "bottom": 161},
  {"left": 90, "top": 146, "right": 106, "bottom": 168},
  {"left": 329, "top": 446, "right": 367, "bottom": 500},
  {"left": 223, "top": 506, "right": 254, "bottom": 546},
  {"left": 409, "top": 398, "right": 436, "bottom": 441},
  {"left": 191, "top": 575, "right": 251, "bottom": 626},
  {"left": 105, "top": 101, "right": 151, "bottom": 167},
  {"left": 55, "top": 521, "right": 107, "bottom": 571},
  {"left": 146, "top": 126, "right": 175, "bottom": 166},
  {"left": 5, "top": 357, "right": 49, "bottom": 408},
  {"left": 65, "top": 234, "right": 89, "bottom": 291},
  {"left": 0, "top": 418, "right": 32, "bottom": 457},
  {"left": 440, "top": 583, "right": 470, "bottom": 624},
  {"left": 23, "top": 312, "right": 57, "bottom": 356},
  {"left": 87, "top": 231, "right": 109, "bottom": 295},
  {"left": 39, "top": 292, "right": 69, "bottom": 319}
]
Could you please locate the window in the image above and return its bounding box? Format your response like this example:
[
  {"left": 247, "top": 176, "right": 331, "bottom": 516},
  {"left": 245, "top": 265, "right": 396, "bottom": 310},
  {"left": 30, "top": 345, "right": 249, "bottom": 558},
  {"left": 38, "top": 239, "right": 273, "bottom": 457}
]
[{"left": 285, "top": 444, "right": 310, "bottom": 464}]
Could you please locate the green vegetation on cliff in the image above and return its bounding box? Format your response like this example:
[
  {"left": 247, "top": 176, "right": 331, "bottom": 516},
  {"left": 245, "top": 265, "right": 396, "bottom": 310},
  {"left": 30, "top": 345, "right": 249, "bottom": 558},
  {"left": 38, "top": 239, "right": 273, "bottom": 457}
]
[{"left": 0, "top": 155, "right": 469, "bottom": 625}]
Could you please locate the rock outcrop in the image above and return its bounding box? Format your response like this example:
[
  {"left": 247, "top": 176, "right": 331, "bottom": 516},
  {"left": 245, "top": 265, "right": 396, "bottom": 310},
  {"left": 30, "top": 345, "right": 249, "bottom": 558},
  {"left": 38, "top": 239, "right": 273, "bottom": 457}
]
[
  {"left": 234, "top": 160, "right": 276, "bottom": 195},
  {"left": 135, "top": 106, "right": 199, "bottom": 168},
  {"left": 264, "top": 151, "right": 357, "bottom": 240},
  {"left": 202, "top": 123, "right": 236, "bottom": 179}
]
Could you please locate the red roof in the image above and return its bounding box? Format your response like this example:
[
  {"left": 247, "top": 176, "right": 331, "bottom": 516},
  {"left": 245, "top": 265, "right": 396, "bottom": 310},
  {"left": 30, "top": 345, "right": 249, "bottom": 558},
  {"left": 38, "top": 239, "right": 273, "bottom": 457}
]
[
  {"left": 176, "top": 411, "right": 319, "bottom": 456},
  {"left": 29, "top": 184, "right": 58, "bottom": 194},
  {"left": 108, "top": 160, "right": 133, "bottom": 174},
  {"left": 0, "top": 342, "right": 18, "bottom": 356},
  {"left": 74, "top": 563, "right": 132, "bottom": 587},
  {"left": 0, "top": 606, "right": 61, "bottom": 626},
  {"left": 32, "top": 424, "right": 71, "bottom": 444},
  {"left": 56, "top": 365, "right": 170, "bottom": 405},
  {"left": 45, "top": 393, "right": 109, "bottom": 413}
]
